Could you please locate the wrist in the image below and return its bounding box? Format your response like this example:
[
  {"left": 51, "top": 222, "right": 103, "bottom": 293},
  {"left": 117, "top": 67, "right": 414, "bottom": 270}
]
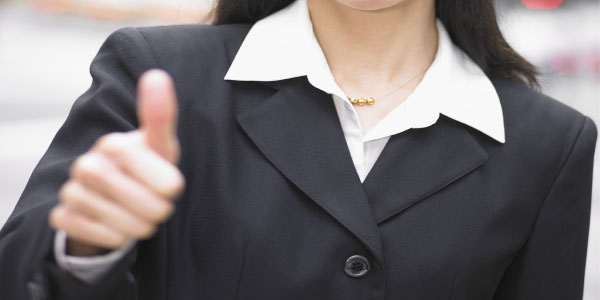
[{"left": 66, "top": 238, "right": 110, "bottom": 257}]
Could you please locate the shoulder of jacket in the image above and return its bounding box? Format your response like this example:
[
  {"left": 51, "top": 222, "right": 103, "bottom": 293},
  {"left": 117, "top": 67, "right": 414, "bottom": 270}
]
[
  {"left": 490, "top": 77, "right": 596, "bottom": 151},
  {"left": 107, "top": 23, "right": 252, "bottom": 62},
  {"left": 134, "top": 23, "right": 251, "bottom": 44},
  {"left": 491, "top": 77, "right": 587, "bottom": 123}
]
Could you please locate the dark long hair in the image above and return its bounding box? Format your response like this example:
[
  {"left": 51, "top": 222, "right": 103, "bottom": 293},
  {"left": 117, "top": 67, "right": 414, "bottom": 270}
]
[{"left": 211, "top": 0, "right": 539, "bottom": 89}]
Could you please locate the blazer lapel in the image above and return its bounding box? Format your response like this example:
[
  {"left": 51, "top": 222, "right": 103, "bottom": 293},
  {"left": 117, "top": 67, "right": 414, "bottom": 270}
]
[
  {"left": 362, "top": 115, "right": 489, "bottom": 224},
  {"left": 236, "top": 77, "right": 384, "bottom": 262}
]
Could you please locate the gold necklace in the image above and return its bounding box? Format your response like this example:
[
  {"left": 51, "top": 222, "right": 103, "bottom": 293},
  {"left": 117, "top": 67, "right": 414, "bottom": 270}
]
[{"left": 346, "top": 55, "right": 435, "bottom": 106}]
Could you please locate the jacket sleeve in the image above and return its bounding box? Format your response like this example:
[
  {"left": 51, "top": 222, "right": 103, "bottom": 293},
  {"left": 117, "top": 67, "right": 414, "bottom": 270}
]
[
  {"left": 493, "top": 116, "right": 597, "bottom": 300},
  {"left": 0, "top": 27, "right": 159, "bottom": 300}
]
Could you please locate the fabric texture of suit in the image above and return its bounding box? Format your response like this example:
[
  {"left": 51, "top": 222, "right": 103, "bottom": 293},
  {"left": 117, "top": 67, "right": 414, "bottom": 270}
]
[{"left": 0, "top": 23, "right": 597, "bottom": 300}]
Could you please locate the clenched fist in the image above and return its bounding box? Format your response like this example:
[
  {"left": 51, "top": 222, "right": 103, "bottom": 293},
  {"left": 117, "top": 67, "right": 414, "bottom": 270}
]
[{"left": 49, "top": 70, "right": 185, "bottom": 256}]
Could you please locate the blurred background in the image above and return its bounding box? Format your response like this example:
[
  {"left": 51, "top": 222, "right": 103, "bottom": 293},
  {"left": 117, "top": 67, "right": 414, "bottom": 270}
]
[{"left": 0, "top": 0, "right": 598, "bottom": 298}]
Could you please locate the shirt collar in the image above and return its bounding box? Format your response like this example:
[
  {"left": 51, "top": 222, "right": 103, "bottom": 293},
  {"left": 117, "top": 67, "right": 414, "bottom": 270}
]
[{"left": 224, "top": 0, "right": 505, "bottom": 144}]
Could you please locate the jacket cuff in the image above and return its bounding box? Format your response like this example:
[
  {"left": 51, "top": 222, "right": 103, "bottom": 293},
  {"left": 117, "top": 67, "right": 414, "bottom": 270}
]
[
  {"left": 45, "top": 240, "right": 139, "bottom": 300},
  {"left": 54, "top": 230, "right": 137, "bottom": 284}
]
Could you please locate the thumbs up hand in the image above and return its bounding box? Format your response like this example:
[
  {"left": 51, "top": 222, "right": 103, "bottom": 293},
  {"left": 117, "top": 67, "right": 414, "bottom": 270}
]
[
  {"left": 49, "top": 70, "right": 185, "bottom": 256},
  {"left": 137, "top": 70, "right": 180, "bottom": 163}
]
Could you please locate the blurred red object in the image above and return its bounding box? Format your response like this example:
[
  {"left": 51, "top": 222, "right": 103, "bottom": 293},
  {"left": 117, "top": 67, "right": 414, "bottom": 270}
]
[
  {"left": 521, "top": 0, "right": 563, "bottom": 9},
  {"left": 583, "top": 50, "right": 600, "bottom": 81},
  {"left": 548, "top": 53, "right": 580, "bottom": 75},
  {"left": 547, "top": 50, "right": 600, "bottom": 79},
  {"left": 28, "top": 0, "right": 71, "bottom": 13}
]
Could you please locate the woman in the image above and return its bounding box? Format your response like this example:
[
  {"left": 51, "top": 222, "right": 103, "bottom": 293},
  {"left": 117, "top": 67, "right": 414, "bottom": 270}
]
[{"left": 0, "top": 0, "right": 596, "bottom": 299}]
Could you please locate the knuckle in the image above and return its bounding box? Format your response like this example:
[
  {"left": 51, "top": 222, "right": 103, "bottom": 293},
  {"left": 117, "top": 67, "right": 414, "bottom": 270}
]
[
  {"left": 58, "top": 181, "right": 72, "bottom": 203},
  {"left": 48, "top": 207, "right": 63, "bottom": 229},
  {"left": 106, "top": 235, "right": 127, "bottom": 249},
  {"left": 59, "top": 181, "right": 79, "bottom": 205},
  {"left": 71, "top": 154, "right": 99, "bottom": 179},
  {"left": 71, "top": 154, "right": 112, "bottom": 183},
  {"left": 97, "top": 133, "right": 130, "bottom": 157},
  {"left": 70, "top": 157, "right": 85, "bottom": 178},
  {"left": 59, "top": 182, "right": 98, "bottom": 217},
  {"left": 148, "top": 202, "right": 174, "bottom": 223},
  {"left": 162, "top": 171, "right": 186, "bottom": 198},
  {"left": 172, "top": 172, "right": 186, "bottom": 194},
  {"left": 49, "top": 206, "right": 74, "bottom": 231}
]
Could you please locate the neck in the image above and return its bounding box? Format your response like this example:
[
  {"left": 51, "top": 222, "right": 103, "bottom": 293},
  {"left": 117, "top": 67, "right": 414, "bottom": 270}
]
[{"left": 306, "top": 0, "right": 438, "bottom": 94}]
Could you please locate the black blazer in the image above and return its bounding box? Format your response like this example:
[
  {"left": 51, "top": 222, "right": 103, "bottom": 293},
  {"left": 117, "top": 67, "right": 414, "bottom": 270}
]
[{"left": 0, "top": 24, "right": 597, "bottom": 300}]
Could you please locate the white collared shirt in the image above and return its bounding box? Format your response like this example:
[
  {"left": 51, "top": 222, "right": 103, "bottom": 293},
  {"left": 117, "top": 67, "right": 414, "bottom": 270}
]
[
  {"left": 225, "top": 0, "right": 505, "bottom": 182},
  {"left": 57, "top": 0, "right": 505, "bottom": 282}
]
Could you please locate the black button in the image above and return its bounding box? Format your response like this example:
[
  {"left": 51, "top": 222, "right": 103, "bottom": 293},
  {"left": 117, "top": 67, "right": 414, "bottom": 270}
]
[
  {"left": 27, "top": 282, "right": 44, "bottom": 300},
  {"left": 27, "top": 273, "right": 45, "bottom": 300},
  {"left": 344, "top": 255, "right": 370, "bottom": 277}
]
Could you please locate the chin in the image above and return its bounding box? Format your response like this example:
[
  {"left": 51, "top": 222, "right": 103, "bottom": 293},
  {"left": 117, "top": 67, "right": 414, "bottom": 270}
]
[{"left": 333, "top": 0, "right": 407, "bottom": 11}]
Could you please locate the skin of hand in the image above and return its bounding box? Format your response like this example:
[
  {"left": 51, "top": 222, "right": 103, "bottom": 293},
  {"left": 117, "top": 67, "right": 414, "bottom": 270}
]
[{"left": 49, "top": 69, "right": 185, "bottom": 256}]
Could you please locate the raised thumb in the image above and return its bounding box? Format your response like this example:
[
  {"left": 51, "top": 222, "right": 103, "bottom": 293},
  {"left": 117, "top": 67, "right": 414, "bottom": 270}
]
[{"left": 137, "top": 69, "right": 179, "bottom": 162}]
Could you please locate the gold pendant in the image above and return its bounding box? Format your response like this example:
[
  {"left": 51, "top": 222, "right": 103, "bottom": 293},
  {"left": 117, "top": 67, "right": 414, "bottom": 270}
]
[{"left": 347, "top": 97, "right": 375, "bottom": 106}]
